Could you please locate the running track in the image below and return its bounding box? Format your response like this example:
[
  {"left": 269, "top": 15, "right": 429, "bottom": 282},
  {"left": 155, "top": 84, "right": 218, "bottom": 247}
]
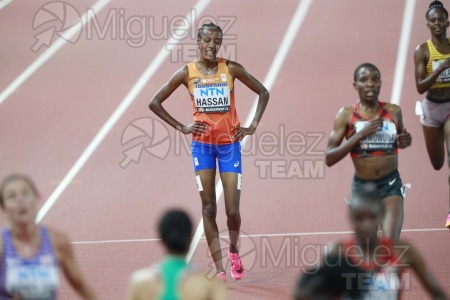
[{"left": 0, "top": 0, "right": 448, "bottom": 299}]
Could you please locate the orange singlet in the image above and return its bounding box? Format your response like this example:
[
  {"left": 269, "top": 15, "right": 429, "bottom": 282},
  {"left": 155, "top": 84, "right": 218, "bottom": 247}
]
[{"left": 187, "top": 58, "right": 240, "bottom": 145}]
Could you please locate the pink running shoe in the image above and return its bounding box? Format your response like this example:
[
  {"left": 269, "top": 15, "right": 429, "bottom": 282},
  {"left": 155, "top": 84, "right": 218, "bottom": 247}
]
[
  {"left": 217, "top": 271, "right": 227, "bottom": 282},
  {"left": 446, "top": 212, "right": 450, "bottom": 229},
  {"left": 228, "top": 250, "right": 245, "bottom": 280}
]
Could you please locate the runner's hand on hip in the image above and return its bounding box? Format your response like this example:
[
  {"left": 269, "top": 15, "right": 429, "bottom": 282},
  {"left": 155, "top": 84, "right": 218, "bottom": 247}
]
[
  {"left": 182, "top": 122, "right": 206, "bottom": 135},
  {"left": 233, "top": 126, "right": 255, "bottom": 141}
]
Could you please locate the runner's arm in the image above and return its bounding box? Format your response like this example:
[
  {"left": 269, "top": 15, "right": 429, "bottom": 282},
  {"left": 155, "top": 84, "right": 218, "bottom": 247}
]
[
  {"left": 325, "top": 107, "right": 382, "bottom": 166},
  {"left": 387, "top": 104, "right": 411, "bottom": 149},
  {"left": 414, "top": 44, "right": 448, "bottom": 94},
  {"left": 403, "top": 242, "right": 448, "bottom": 299},
  {"left": 228, "top": 61, "right": 269, "bottom": 138},
  {"left": 149, "top": 66, "right": 204, "bottom": 134}
]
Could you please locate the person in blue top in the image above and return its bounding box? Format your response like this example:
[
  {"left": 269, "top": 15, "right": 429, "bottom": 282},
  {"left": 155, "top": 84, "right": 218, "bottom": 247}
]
[
  {"left": 127, "top": 209, "right": 227, "bottom": 300},
  {"left": 0, "top": 174, "right": 96, "bottom": 299}
]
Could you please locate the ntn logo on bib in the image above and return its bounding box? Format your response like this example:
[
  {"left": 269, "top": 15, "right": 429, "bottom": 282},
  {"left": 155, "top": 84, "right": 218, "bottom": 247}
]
[{"left": 194, "top": 85, "right": 231, "bottom": 113}]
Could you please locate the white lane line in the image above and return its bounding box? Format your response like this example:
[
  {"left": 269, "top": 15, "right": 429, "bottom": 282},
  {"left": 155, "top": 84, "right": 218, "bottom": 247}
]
[
  {"left": 390, "top": 0, "right": 416, "bottom": 105},
  {"left": 71, "top": 227, "right": 447, "bottom": 245},
  {"left": 186, "top": 0, "right": 314, "bottom": 263},
  {"left": 72, "top": 238, "right": 161, "bottom": 245},
  {"left": 0, "top": 0, "right": 111, "bottom": 105},
  {"left": 0, "top": 0, "right": 14, "bottom": 11},
  {"left": 35, "top": 0, "right": 211, "bottom": 223},
  {"left": 219, "top": 227, "right": 448, "bottom": 239}
]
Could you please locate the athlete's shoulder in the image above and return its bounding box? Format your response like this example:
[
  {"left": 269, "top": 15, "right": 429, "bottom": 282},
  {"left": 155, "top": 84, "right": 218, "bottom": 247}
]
[
  {"left": 225, "top": 60, "right": 249, "bottom": 80},
  {"left": 415, "top": 41, "right": 430, "bottom": 59},
  {"left": 168, "top": 65, "right": 189, "bottom": 86},
  {"left": 45, "top": 225, "right": 72, "bottom": 258},
  {"left": 128, "top": 267, "right": 160, "bottom": 300},
  {"left": 226, "top": 59, "right": 245, "bottom": 68},
  {"left": 415, "top": 40, "right": 430, "bottom": 51},
  {"left": 225, "top": 59, "right": 237, "bottom": 66},
  {"left": 176, "top": 65, "right": 190, "bottom": 77},
  {"left": 182, "top": 269, "right": 216, "bottom": 282},
  {"left": 226, "top": 60, "right": 244, "bottom": 71},
  {"left": 340, "top": 105, "right": 354, "bottom": 113},
  {"left": 335, "top": 105, "right": 353, "bottom": 121},
  {"left": 383, "top": 102, "right": 401, "bottom": 115},
  {"left": 129, "top": 267, "right": 158, "bottom": 285},
  {"left": 179, "top": 270, "right": 227, "bottom": 300},
  {"left": 419, "top": 39, "right": 429, "bottom": 47}
]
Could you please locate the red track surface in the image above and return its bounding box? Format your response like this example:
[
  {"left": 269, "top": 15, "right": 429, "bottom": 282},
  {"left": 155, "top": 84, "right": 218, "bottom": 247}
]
[{"left": 0, "top": 1, "right": 448, "bottom": 299}]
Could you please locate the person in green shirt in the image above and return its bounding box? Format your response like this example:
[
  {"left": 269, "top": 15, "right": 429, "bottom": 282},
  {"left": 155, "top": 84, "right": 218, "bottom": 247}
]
[{"left": 127, "top": 209, "right": 227, "bottom": 300}]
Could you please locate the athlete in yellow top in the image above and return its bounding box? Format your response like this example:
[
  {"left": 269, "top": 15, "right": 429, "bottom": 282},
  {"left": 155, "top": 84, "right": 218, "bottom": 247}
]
[
  {"left": 414, "top": 0, "right": 450, "bottom": 228},
  {"left": 149, "top": 23, "right": 269, "bottom": 281}
]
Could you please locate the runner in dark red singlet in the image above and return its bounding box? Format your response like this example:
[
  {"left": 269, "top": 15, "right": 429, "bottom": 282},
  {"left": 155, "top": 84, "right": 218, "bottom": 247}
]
[{"left": 326, "top": 63, "right": 412, "bottom": 242}]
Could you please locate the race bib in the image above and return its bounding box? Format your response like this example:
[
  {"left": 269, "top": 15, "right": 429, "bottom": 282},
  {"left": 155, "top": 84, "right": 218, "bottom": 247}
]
[
  {"left": 432, "top": 60, "right": 450, "bottom": 83},
  {"left": 194, "top": 85, "right": 231, "bottom": 114},
  {"left": 354, "top": 120, "right": 396, "bottom": 151},
  {"left": 6, "top": 257, "right": 59, "bottom": 298}
]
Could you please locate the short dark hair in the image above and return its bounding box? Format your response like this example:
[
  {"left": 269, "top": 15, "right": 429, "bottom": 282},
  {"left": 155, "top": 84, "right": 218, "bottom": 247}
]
[
  {"left": 197, "top": 23, "right": 223, "bottom": 39},
  {"left": 353, "top": 62, "right": 380, "bottom": 82},
  {"left": 426, "top": 1, "right": 448, "bottom": 20},
  {"left": 158, "top": 209, "right": 192, "bottom": 254},
  {"left": 0, "top": 174, "right": 40, "bottom": 208}
]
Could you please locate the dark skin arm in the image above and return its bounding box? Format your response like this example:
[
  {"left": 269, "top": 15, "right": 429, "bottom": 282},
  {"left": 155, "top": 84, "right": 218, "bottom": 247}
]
[
  {"left": 414, "top": 43, "right": 450, "bottom": 94},
  {"left": 227, "top": 61, "right": 269, "bottom": 140},
  {"left": 400, "top": 241, "right": 448, "bottom": 299},
  {"left": 325, "top": 106, "right": 383, "bottom": 167},
  {"left": 385, "top": 103, "right": 412, "bottom": 149},
  {"left": 149, "top": 66, "right": 206, "bottom": 135}
]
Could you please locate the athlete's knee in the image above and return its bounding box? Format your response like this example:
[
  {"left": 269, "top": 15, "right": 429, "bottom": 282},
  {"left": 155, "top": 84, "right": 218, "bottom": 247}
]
[
  {"left": 226, "top": 207, "right": 240, "bottom": 220},
  {"left": 202, "top": 203, "right": 217, "bottom": 220},
  {"left": 383, "top": 197, "right": 403, "bottom": 214}
]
